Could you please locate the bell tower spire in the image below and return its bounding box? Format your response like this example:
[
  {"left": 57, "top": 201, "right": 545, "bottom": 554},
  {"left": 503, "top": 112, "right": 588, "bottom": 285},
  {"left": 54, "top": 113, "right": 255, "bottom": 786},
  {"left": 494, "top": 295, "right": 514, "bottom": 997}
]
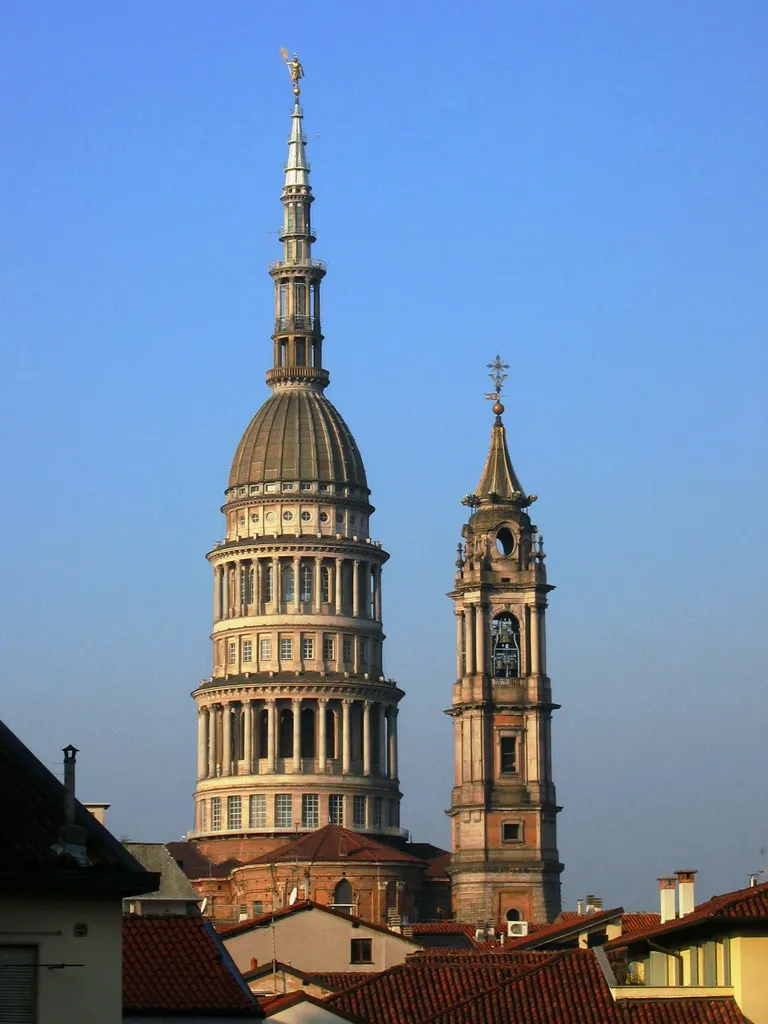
[
  {"left": 268, "top": 51, "right": 327, "bottom": 390},
  {"left": 446, "top": 357, "right": 563, "bottom": 925}
]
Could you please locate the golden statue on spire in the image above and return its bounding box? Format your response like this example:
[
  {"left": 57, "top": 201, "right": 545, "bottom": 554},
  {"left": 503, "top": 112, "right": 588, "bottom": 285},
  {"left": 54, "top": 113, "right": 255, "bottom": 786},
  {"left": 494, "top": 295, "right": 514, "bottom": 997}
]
[{"left": 280, "top": 48, "right": 304, "bottom": 98}]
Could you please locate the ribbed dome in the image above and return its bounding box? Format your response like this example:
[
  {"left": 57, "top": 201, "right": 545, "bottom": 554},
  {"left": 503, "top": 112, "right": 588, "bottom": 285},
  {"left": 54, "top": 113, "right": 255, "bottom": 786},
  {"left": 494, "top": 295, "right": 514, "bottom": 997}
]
[{"left": 229, "top": 388, "right": 368, "bottom": 491}]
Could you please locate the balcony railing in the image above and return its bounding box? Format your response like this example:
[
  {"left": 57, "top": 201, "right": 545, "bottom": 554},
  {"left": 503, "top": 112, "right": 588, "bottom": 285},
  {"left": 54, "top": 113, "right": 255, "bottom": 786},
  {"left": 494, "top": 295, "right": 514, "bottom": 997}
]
[
  {"left": 278, "top": 224, "right": 317, "bottom": 241},
  {"left": 269, "top": 257, "right": 326, "bottom": 273},
  {"left": 273, "top": 314, "right": 321, "bottom": 335}
]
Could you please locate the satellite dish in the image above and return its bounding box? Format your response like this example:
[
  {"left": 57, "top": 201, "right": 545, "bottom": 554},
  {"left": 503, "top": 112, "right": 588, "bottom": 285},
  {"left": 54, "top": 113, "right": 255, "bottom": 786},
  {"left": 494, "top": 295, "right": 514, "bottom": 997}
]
[{"left": 288, "top": 887, "right": 298, "bottom": 905}]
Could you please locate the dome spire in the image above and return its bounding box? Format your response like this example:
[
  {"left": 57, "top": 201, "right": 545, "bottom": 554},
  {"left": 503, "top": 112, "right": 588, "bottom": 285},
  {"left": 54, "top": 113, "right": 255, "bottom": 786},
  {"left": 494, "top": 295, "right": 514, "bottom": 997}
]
[
  {"left": 267, "top": 52, "right": 328, "bottom": 391},
  {"left": 464, "top": 356, "right": 537, "bottom": 509}
]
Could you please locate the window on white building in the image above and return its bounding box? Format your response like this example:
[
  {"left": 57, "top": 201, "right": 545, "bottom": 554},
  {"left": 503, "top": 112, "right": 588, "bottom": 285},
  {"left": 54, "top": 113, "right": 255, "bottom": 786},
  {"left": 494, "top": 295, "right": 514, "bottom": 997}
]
[
  {"left": 280, "top": 638, "right": 293, "bottom": 661},
  {"left": 242, "top": 640, "right": 252, "bottom": 662},
  {"left": 302, "top": 794, "right": 319, "bottom": 828},
  {"left": 260, "top": 638, "right": 272, "bottom": 661},
  {"left": 211, "top": 797, "right": 222, "bottom": 831},
  {"left": 249, "top": 794, "right": 266, "bottom": 828},
  {"left": 227, "top": 795, "right": 242, "bottom": 830},
  {"left": 228, "top": 642, "right": 237, "bottom": 665},
  {"left": 275, "top": 794, "right": 293, "bottom": 829},
  {"left": 329, "top": 794, "right": 344, "bottom": 825},
  {"left": 302, "top": 637, "right": 314, "bottom": 660}
]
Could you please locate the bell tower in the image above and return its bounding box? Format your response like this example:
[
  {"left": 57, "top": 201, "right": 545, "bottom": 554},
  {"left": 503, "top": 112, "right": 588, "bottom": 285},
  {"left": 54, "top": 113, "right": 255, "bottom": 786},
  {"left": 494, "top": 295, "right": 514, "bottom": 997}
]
[{"left": 446, "top": 357, "right": 562, "bottom": 925}]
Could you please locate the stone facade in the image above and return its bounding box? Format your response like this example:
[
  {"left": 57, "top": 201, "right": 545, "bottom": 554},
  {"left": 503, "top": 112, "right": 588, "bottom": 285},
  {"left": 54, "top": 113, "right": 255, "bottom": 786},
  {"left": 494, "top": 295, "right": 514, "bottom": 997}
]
[{"left": 446, "top": 385, "right": 563, "bottom": 925}]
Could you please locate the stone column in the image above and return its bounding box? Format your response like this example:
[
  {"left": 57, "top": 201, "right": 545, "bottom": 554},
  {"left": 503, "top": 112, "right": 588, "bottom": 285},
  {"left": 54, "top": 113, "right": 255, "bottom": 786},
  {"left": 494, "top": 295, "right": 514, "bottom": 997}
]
[
  {"left": 267, "top": 699, "right": 276, "bottom": 772},
  {"left": 352, "top": 560, "right": 360, "bottom": 617},
  {"left": 353, "top": 635, "right": 360, "bottom": 675},
  {"left": 456, "top": 613, "right": 463, "bottom": 678},
  {"left": 388, "top": 707, "right": 398, "bottom": 780},
  {"left": 363, "top": 701, "right": 372, "bottom": 776},
  {"left": 197, "top": 707, "right": 208, "bottom": 780},
  {"left": 207, "top": 706, "right": 217, "bottom": 777},
  {"left": 243, "top": 700, "right": 252, "bottom": 774},
  {"left": 335, "top": 557, "right": 343, "bottom": 614},
  {"left": 342, "top": 699, "right": 351, "bottom": 774},
  {"left": 292, "top": 698, "right": 302, "bottom": 772},
  {"left": 318, "top": 698, "right": 328, "bottom": 772},
  {"left": 374, "top": 565, "right": 382, "bottom": 621},
  {"left": 313, "top": 557, "right": 322, "bottom": 613},
  {"left": 465, "top": 606, "right": 475, "bottom": 675},
  {"left": 377, "top": 704, "right": 387, "bottom": 776},
  {"left": 540, "top": 606, "right": 547, "bottom": 674},
  {"left": 475, "top": 603, "right": 486, "bottom": 674},
  {"left": 222, "top": 702, "right": 232, "bottom": 776},
  {"left": 213, "top": 567, "right": 222, "bottom": 622},
  {"left": 530, "top": 604, "right": 540, "bottom": 675}
]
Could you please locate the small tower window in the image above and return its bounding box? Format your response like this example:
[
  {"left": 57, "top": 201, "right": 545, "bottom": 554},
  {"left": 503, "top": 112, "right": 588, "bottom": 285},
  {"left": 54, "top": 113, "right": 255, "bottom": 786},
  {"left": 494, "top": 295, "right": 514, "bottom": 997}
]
[
  {"left": 496, "top": 527, "right": 515, "bottom": 556},
  {"left": 321, "top": 565, "right": 331, "bottom": 603},
  {"left": 300, "top": 564, "right": 312, "bottom": 602},
  {"left": 500, "top": 735, "right": 517, "bottom": 774},
  {"left": 491, "top": 614, "right": 521, "bottom": 678},
  {"left": 282, "top": 565, "right": 295, "bottom": 603}
]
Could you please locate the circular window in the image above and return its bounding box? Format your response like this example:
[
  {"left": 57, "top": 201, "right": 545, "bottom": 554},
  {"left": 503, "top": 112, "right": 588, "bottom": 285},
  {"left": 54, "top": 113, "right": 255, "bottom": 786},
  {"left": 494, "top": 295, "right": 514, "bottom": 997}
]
[
  {"left": 283, "top": 510, "right": 294, "bottom": 522},
  {"left": 251, "top": 513, "right": 259, "bottom": 523},
  {"left": 336, "top": 512, "right": 344, "bottom": 523},
  {"left": 266, "top": 511, "right": 276, "bottom": 523},
  {"left": 301, "top": 511, "right": 311, "bottom": 522},
  {"left": 319, "top": 512, "right": 329, "bottom": 523}
]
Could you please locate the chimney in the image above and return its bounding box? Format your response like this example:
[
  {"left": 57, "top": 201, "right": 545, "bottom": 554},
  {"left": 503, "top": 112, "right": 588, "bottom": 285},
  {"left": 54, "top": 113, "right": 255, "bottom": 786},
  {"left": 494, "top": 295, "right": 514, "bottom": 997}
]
[
  {"left": 84, "top": 802, "right": 110, "bottom": 825},
  {"left": 658, "top": 877, "right": 677, "bottom": 923},
  {"left": 676, "top": 870, "right": 697, "bottom": 916},
  {"left": 748, "top": 872, "right": 762, "bottom": 888},
  {"left": 576, "top": 898, "right": 584, "bottom": 916},
  {"left": 585, "top": 894, "right": 600, "bottom": 914},
  {"left": 63, "top": 744, "right": 79, "bottom": 826}
]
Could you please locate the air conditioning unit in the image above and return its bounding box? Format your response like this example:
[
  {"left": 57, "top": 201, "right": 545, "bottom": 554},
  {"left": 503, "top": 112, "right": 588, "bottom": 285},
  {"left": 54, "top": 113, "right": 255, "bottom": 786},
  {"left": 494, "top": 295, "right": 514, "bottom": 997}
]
[{"left": 507, "top": 921, "right": 529, "bottom": 938}]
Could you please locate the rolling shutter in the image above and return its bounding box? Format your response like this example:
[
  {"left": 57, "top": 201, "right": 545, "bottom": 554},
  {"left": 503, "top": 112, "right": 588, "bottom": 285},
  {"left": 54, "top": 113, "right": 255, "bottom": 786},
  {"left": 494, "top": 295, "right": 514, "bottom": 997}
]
[{"left": 0, "top": 945, "right": 37, "bottom": 1023}]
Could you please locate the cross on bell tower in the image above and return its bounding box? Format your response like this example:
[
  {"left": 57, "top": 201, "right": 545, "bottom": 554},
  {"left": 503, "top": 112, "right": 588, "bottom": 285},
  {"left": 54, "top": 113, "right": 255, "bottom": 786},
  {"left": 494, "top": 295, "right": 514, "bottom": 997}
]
[{"left": 446, "top": 358, "right": 563, "bottom": 925}]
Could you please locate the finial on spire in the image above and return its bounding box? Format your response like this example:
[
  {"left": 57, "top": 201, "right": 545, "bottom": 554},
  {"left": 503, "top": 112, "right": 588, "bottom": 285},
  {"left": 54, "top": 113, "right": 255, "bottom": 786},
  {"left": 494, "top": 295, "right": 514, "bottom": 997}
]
[
  {"left": 280, "top": 48, "right": 304, "bottom": 99},
  {"left": 485, "top": 354, "right": 509, "bottom": 416}
]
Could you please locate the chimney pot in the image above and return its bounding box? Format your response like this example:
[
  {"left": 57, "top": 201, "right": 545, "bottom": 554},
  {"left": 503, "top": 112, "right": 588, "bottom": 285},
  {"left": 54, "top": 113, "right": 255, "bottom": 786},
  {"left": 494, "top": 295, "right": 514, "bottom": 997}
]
[{"left": 658, "top": 877, "right": 677, "bottom": 923}]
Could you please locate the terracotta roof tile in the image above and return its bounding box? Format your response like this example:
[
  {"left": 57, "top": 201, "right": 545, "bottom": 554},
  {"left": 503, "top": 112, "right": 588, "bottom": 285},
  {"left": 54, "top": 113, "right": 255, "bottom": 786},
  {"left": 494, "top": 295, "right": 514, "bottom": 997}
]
[
  {"left": 308, "top": 971, "right": 375, "bottom": 991},
  {"left": 262, "top": 990, "right": 370, "bottom": 1022},
  {"left": 419, "top": 950, "right": 622, "bottom": 1024},
  {"left": 250, "top": 824, "right": 424, "bottom": 865},
  {"left": 326, "top": 954, "right": 555, "bottom": 1024},
  {"left": 618, "top": 998, "right": 748, "bottom": 1023},
  {"left": 501, "top": 906, "right": 624, "bottom": 949},
  {"left": 621, "top": 913, "right": 662, "bottom": 933},
  {"left": 605, "top": 881, "right": 768, "bottom": 950},
  {"left": 122, "top": 915, "right": 263, "bottom": 1016}
]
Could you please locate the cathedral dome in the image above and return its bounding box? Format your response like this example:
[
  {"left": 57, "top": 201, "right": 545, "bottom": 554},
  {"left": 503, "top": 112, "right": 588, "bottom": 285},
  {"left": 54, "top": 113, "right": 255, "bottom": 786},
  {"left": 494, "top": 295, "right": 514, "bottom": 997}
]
[{"left": 228, "top": 386, "right": 368, "bottom": 492}]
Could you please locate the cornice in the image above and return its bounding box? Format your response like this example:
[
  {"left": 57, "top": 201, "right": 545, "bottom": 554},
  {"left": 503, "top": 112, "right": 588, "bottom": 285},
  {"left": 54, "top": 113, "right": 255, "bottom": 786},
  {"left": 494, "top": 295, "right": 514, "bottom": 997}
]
[{"left": 207, "top": 537, "right": 390, "bottom": 564}]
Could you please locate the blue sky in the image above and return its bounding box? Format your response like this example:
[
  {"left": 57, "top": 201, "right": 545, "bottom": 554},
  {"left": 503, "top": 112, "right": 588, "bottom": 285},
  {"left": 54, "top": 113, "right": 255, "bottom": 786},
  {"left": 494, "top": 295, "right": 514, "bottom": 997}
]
[{"left": 2, "top": 1, "right": 766, "bottom": 911}]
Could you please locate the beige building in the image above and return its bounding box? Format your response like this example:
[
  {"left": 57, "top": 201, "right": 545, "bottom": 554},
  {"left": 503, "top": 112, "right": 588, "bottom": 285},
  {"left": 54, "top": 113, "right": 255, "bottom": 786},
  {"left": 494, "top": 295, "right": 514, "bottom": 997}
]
[
  {"left": 446, "top": 365, "right": 562, "bottom": 925},
  {"left": 221, "top": 900, "right": 422, "bottom": 982}
]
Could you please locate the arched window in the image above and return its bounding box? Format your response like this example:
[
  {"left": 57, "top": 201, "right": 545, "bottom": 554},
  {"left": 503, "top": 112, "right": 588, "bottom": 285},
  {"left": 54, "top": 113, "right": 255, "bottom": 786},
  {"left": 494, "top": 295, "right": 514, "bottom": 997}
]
[
  {"left": 506, "top": 908, "right": 522, "bottom": 922},
  {"left": 491, "top": 614, "right": 520, "bottom": 678},
  {"left": 495, "top": 527, "right": 516, "bottom": 556},
  {"left": 321, "top": 565, "right": 331, "bottom": 603},
  {"left": 334, "top": 878, "right": 353, "bottom": 913},
  {"left": 300, "top": 563, "right": 312, "bottom": 603},
  {"left": 326, "top": 706, "right": 336, "bottom": 759},
  {"left": 263, "top": 563, "right": 273, "bottom": 603},
  {"left": 278, "top": 708, "right": 293, "bottom": 758},
  {"left": 282, "top": 564, "right": 295, "bottom": 603}
]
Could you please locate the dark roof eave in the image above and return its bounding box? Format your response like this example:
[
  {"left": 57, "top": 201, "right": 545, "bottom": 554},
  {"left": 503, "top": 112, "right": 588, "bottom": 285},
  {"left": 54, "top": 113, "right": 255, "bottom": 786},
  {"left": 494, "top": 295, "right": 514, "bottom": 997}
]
[{"left": 0, "top": 869, "right": 160, "bottom": 898}]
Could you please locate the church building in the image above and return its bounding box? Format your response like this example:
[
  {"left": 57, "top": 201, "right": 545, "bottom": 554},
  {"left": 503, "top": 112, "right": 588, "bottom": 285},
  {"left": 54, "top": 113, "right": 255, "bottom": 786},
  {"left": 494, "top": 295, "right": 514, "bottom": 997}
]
[{"left": 172, "top": 58, "right": 561, "bottom": 929}]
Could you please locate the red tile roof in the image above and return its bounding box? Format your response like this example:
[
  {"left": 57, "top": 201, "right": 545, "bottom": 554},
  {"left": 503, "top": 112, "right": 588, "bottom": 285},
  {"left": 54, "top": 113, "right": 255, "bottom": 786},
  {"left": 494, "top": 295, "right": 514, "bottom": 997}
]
[
  {"left": 251, "top": 824, "right": 424, "bottom": 865},
  {"left": 308, "top": 972, "right": 376, "bottom": 992},
  {"left": 123, "top": 915, "right": 263, "bottom": 1016},
  {"left": 407, "top": 922, "right": 477, "bottom": 936},
  {"left": 605, "top": 881, "right": 768, "bottom": 950},
  {"left": 617, "top": 998, "right": 748, "bottom": 1023},
  {"left": 415, "top": 950, "right": 622, "bottom": 1024},
  {"left": 262, "top": 990, "right": 369, "bottom": 1021},
  {"left": 218, "top": 899, "right": 422, "bottom": 945},
  {"left": 325, "top": 954, "right": 556, "bottom": 1024},
  {"left": 621, "top": 913, "right": 662, "bottom": 933}
]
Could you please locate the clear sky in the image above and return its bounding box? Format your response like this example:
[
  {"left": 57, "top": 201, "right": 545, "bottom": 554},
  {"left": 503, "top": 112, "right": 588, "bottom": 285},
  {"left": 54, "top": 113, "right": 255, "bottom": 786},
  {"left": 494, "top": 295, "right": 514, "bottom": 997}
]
[{"left": 2, "top": 1, "right": 766, "bottom": 912}]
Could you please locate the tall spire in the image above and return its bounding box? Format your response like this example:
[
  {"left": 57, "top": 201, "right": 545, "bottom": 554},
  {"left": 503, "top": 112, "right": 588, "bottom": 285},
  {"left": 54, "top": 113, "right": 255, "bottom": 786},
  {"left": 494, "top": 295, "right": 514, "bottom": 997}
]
[
  {"left": 267, "top": 51, "right": 328, "bottom": 391},
  {"left": 465, "top": 356, "right": 536, "bottom": 508}
]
